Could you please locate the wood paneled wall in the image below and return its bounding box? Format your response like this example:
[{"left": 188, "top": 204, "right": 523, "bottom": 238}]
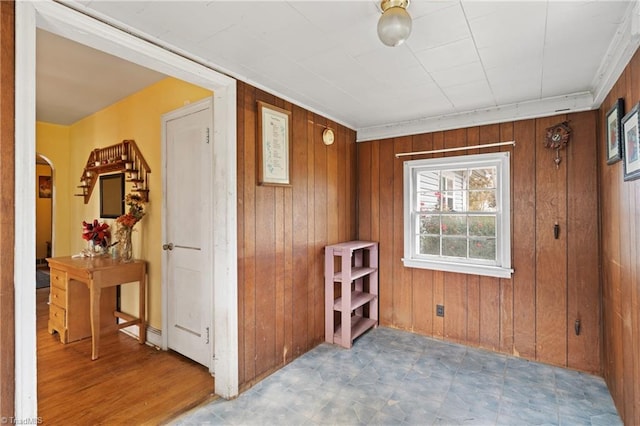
[
  {"left": 0, "top": 2, "right": 15, "bottom": 419},
  {"left": 599, "top": 48, "right": 640, "bottom": 425},
  {"left": 236, "top": 81, "right": 357, "bottom": 387},
  {"left": 357, "top": 112, "right": 600, "bottom": 374}
]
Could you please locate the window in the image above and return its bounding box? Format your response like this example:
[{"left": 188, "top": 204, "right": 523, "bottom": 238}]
[{"left": 403, "top": 152, "right": 512, "bottom": 278}]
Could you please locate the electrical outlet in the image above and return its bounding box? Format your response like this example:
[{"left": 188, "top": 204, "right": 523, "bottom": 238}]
[{"left": 436, "top": 304, "right": 445, "bottom": 317}]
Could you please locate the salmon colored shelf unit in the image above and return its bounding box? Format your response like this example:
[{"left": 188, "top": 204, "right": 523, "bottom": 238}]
[{"left": 324, "top": 241, "right": 379, "bottom": 348}]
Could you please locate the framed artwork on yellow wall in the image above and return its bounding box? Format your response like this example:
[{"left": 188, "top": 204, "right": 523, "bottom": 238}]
[{"left": 38, "top": 175, "right": 52, "bottom": 198}]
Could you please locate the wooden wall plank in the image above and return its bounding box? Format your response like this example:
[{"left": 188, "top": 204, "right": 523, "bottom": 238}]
[
  {"left": 392, "top": 136, "right": 413, "bottom": 329},
  {"left": 378, "top": 140, "right": 395, "bottom": 326},
  {"left": 357, "top": 142, "right": 372, "bottom": 240},
  {"left": 274, "top": 183, "right": 285, "bottom": 365},
  {"left": 566, "top": 111, "right": 600, "bottom": 374},
  {"left": 337, "top": 126, "right": 347, "bottom": 242},
  {"left": 327, "top": 121, "right": 339, "bottom": 245},
  {"left": 0, "top": 2, "right": 15, "bottom": 418},
  {"left": 512, "top": 119, "right": 536, "bottom": 359},
  {"left": 499, "top": 122, "right": 515, "bottom": 353},
  {"left": 291, "top": 104, "right": 309, "bottom": 357},
  {"left": 254, "top": 185, "right": 276, "bottom": 376},
  {"left": 535, "top": 115, "right": 568, "bottom": 367},
  {"left": 371, "top": 142, "right": 380, "bottom": 244},
  {"left": 241, "top": 83, "right": 257, "bottom": 382},
  {"left": 313, "top": 115, "right": 328, "bottom": 343},
  {"left": 411, "top": 133, "right": 434, "bottom": 335},
  {"left": 305, "top": 112, "right": 316, "bottom": 353}
]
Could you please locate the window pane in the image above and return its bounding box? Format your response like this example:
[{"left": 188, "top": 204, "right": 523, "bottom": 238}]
[
  {"left": 417, "top": 191, "right": 442, "bottom": 212},
  {"left": 469, "top": 238, "right": 496, "bottom": 260},
  {"left": 469, "top": 216, "right": 496, "bottom": 237},
  {"left": 442, "top": 215, "right": 466, "bottom": 236},
  {"left": 469, "top": 168, "right": 496, "bottom": 189},
  {"left": 441, "top": 170, "right": 467, "bottom": 190},
  {"left": 419, "top": 215, "right": 440, "bottom": 235},
  {"left": 468, "top": 190, "right": 496, "bottom": 211},
  {"left": 419, "top": 235, "right": 440, "bottom": 255},
  {"left": 442, "top": 237, "right": 466, "bottom": 257}
]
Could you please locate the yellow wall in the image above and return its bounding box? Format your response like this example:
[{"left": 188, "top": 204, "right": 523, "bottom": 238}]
[
  {"left": 36, "top": 123, "right": 72, "bottom": 257},
  {"left": 38, "top": 77, "right": 212, "bottom": 329},
  {"left": 35, "top": 163, "right": 52, "bottom": 260}
]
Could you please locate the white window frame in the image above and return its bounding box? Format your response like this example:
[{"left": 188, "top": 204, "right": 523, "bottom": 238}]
[{"left": 403, "top": 152, "right": 513, "bottom": 279}]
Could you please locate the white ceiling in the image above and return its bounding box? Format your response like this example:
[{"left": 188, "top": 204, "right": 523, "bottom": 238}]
[{"left": 39, "top": 0, "right": 639, "bottom": 140}]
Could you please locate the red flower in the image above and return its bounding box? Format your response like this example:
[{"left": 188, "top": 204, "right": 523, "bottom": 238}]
[{"left": 82, "top": 219, "right": 110, "bottom": 247}]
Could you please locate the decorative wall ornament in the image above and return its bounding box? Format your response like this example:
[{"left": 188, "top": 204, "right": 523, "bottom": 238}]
[{"left": 544, "top": 121, "right": 572, "bottom": 168}]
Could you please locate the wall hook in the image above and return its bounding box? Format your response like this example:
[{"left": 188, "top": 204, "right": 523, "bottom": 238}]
[
  {"left": 574, "top": 319, "right": 581, "bottom": 336},
  {"left": 554, "top": 222, "right": 560, "bottom": 239}
]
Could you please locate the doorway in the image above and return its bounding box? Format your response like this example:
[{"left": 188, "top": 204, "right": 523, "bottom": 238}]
[
  {"left": 15, "top": 1, "right": 239, "bottom": 418},
  {"left": 35, "top": 155, "right": 52, "bottom": 267}
]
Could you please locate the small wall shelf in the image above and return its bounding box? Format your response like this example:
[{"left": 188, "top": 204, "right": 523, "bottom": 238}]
[
  {"left": 74, "top": 140, "right": 151, "bottom": 203},
  {"left": 324, "top": 241, "right": 379, "bottom": 348}
]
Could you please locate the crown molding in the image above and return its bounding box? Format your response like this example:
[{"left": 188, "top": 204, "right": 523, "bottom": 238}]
[{"left": 356, "top": 92, "right": 594, "bottom": 142}]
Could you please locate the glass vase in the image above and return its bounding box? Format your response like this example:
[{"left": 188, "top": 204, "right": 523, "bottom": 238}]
[
  {"left": 118, "top": 226, "right": 133, "bottom": 262},
  {"left": 87, "top": 240, "right": 107, "bottom": 257}
]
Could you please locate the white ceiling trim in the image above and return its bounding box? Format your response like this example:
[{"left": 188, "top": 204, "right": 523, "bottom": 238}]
[
  {"left": 356, "top": 91, "right": 594, "bottom": 142},
  {"left": 591, "top": 0, "right": 640, "bottom": 107}
]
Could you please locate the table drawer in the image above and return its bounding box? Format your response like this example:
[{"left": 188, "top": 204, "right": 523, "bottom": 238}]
[
  {"left": 49, "top": 303, "right": 66, "bottom": 328},
  {"left": 50, "top": 284, "right": 66, "bottom": 308},
  {"left": 50, "top": 268, "right": 66, "bottom": 290}
]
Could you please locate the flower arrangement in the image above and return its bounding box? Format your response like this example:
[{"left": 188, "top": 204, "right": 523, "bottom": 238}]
[
  {"left": 116, "top": 193, "right": 145, "bottom": 229},
  {"left": 82, "top": 219, "right": 111, "bottom": 248},
  {"left": 115, "top": 193, "right": 146, "bottom": 261}
]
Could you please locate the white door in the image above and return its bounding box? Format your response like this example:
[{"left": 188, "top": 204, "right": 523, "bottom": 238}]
[{"left": 163, "top": 99, "right": 213, "bottom": 368}]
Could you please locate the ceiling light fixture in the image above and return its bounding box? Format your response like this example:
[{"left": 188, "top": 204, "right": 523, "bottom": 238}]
[{"left": 377, "top": 0, "right": 412, "bottom": 47}]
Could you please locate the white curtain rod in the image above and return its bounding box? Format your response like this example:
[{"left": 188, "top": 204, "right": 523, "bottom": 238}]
[{"left": 395, "top": 141, "right": 516, "bottom": 158}]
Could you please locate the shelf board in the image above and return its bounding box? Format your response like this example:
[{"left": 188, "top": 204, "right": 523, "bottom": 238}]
[
  {"left": 333, "top": 266, "right": 376, "bottom": 282},
  {"left": 333, "top": 315, "right": 377, "bottom": 347},
  {"left": 333, "top": 290, "right": 376, "bottom": 311}
]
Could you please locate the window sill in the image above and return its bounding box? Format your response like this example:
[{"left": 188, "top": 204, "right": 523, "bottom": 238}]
[{"left": 402, "top": 258, "right": 513, "bottom": 279}]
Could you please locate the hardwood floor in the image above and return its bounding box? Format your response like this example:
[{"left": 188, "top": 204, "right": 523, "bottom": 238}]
[{"left": 36, "top": 287, "right": 215, "bottom": 425}]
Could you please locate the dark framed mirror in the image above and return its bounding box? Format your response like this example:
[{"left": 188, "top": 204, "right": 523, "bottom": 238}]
[{"left": 100, "top": 173, "right": 125, "bottom": 218}]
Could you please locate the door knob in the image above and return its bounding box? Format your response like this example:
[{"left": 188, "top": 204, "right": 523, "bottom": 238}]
[{"left": 162, "top": 243, "right": 174, "bottom": 251}]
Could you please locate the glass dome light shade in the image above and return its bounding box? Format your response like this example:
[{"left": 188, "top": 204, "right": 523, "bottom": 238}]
[{"left": 377, "top": 6, "right": 412, "bottom": 47}]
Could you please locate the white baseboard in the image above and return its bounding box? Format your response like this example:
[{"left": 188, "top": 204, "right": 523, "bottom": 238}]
[{"left": 118, "top": 320, "right": 162, "bottom": 348}]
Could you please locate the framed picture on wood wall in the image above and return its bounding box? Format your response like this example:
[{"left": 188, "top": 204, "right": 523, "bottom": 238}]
[
  {"left": 257, "top": 101, "right": 292, "bottom": 186},
  {"left": 606, "top": 98, "right": 624, "bottom": 164},
  {"left": 622, "top": 102, "right": 640, "bottom": 181}
]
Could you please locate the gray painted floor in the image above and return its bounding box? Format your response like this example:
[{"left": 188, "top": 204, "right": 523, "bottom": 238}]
[{"left": 173, "top": 327, "right": 621, "bottom": 425}]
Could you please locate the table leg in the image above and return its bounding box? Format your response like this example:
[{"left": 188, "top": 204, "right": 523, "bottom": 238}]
[
  {"left": 90, "top": 285, "right": 101, "bottom": 360},
  {"left": 138, "top": 270, "right": 146, "bottom": 344}
]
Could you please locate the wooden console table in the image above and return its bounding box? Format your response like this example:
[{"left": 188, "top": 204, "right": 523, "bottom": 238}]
[{"left": 47, "top": 256, "right": 147, "bottom": 360}]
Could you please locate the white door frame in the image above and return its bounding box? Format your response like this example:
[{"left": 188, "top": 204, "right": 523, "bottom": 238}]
[
  {"left": 161, "top": 98, "right": 214, "bottom": 369},
  {"left": 15, "top": 1, "right": 238, "bottom": 418}
]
